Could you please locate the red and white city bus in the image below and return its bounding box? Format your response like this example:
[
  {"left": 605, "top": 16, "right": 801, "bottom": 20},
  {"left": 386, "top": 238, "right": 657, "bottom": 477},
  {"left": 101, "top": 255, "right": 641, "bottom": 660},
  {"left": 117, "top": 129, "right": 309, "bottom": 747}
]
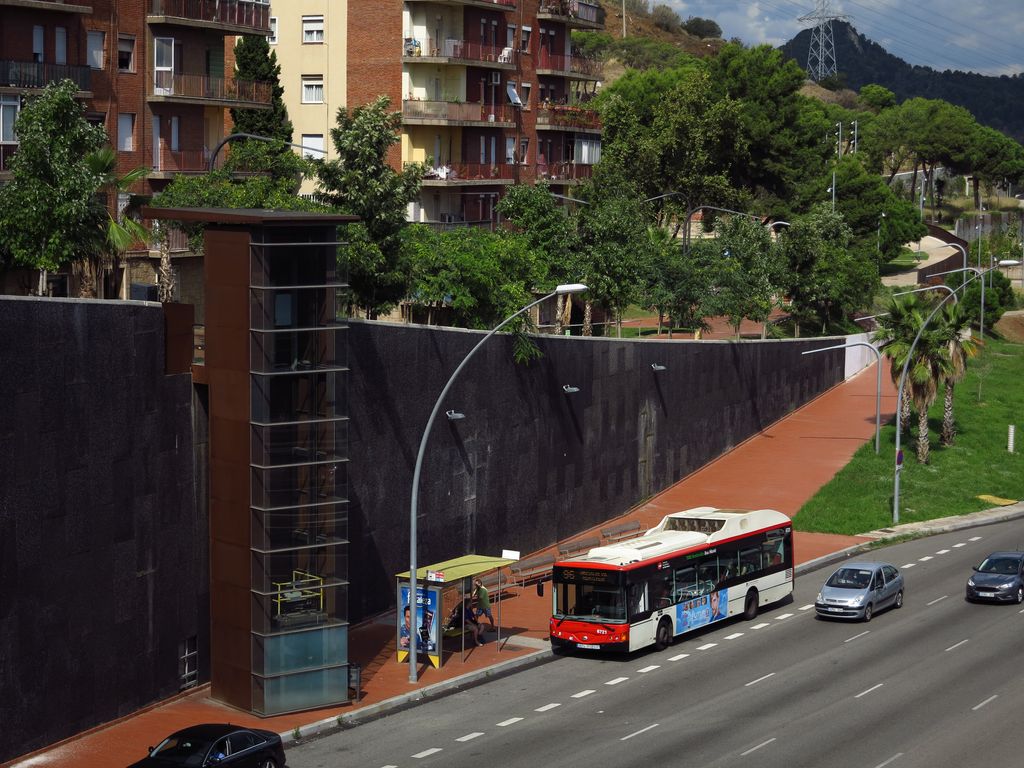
[{"left": 550, "top": 507, "right": 794, "bottom": 653}]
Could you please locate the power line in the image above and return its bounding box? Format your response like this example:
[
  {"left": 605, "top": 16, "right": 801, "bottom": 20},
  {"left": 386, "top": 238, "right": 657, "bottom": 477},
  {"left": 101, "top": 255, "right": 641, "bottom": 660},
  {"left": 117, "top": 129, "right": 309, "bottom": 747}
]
[{"left": 797, "top": 0, "right": 850, "bottom": 81}]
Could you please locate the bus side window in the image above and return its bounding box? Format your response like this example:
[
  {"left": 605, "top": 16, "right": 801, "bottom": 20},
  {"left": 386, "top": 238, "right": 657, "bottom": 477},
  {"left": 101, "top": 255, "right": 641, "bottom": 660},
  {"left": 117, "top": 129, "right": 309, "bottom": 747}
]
[
  {"left": 674, "top": 566, "right": 697, "bottom": 600},
  {"left": 739, "top": 547, "right": 760, "bottom": 576},
  {"left": 627, "top": 582, "right": 647, "bottom": 617}
]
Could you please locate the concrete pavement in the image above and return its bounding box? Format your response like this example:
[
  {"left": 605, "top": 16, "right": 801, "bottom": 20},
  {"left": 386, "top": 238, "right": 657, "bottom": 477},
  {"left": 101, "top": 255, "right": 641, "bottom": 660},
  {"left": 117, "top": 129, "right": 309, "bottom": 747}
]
[{"left": 9, "top": 361, "right": 1023, "bottom": 768}]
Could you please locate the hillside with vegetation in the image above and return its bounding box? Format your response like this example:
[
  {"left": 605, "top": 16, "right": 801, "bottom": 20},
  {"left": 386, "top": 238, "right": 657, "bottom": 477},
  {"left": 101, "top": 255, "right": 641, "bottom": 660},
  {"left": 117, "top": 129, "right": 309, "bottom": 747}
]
[{"left": 781, "top": 22, "right": 1024, "bottom": 142}]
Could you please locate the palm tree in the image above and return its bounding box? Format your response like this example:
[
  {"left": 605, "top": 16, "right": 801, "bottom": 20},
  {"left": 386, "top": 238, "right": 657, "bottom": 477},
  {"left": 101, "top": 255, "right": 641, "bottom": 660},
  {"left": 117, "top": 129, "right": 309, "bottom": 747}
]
[
  {"left": 872, "top": 293, "right": 951, "bottom": 463},
  {"left": 79, "top": 147, "right": 149, "bottom": 298},
  {"left": 872, "top": 295, "right": 922, "bottom": 433},
  {"left": 937, "top": 302, "right": 980, "bottom": 446}
]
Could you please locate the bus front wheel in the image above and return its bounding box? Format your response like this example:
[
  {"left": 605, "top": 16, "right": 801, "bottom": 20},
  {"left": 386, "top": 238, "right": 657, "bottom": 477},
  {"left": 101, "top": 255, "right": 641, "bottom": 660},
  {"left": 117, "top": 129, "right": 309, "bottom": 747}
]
[
  {"left": 655, "top": 618, "right": 673, "bottom": 650},
  {"left": 743, "top": 589, "right": 759, "bottom": 621}
]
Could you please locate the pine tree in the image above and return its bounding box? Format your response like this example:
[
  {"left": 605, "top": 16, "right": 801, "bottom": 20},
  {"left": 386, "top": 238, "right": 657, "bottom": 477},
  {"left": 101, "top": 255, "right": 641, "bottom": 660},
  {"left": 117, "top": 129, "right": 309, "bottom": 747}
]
[{"left": 231, "top": 35, "right": 292, "bottom": 142}]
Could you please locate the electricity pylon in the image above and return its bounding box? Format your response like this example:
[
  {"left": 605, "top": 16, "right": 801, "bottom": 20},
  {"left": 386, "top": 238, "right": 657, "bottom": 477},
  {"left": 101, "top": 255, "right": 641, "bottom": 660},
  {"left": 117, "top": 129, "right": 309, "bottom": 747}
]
[{"left": 798, "top": 0, "right": 850, "bottom": 81}]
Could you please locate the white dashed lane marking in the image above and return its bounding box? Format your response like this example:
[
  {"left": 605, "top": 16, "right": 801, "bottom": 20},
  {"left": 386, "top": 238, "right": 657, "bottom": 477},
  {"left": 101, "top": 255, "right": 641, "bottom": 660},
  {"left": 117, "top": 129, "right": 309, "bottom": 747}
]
[
  {"left": 668, "top": 653, "right": 689, "bottom": 661},
  {"left": 845, "top": 631, "right": 870, "bottom": 643},
  {"left": 606, "top": 677, "right": 629, "bottom": 686},
  {"left": 751, "top": 622, "right": 770, "bottom": 629},
  {"left": 456, "top": 733, "right": 484, "bottom": 742},
  {"left": 745, "top": 672, "right": 775, "bottom": 687},
  {"left": 775, "top": 613, "right": 793, "bottom": 620},
  {"left": 741, "top": 738, "right": 776, "bottom": 756},
  {"left": 926, "top": 595, "right": 948, "bottom": 606},
  {"left": 697, "top": 643, "right": 717, "bottom": 650},
  {"left": 901, "top": 563, "right": 916, "bottom": 568},
  {"left": 799, "top": 604, "right": 813, "bottom": 611},
  {"left": 874, "top": 753, "right": 903, "bottom": 768},
  {"left": 621, "top": 723, "right": 659, "bottom": 741},
  {"left": 855, "top": 683, "right": 884, "bottom": 698},
  {"left": 936, "top": 549, "right": 950, "bottom": 555},
  {"left": 725, "top": 632, "right": 744, "bottom": 640},
  {"left": 496, "top": 718, "right": 523, "bottom": 727},
  {"left": 919, "top": 556, "right": 933, "bottom": 562},
  {"left": 945, "top": 639, "right": 968, "bottom": 652},
  {"left": 953, "top": 543, "right": 966, "bottom": 548},
  {"left": 535, "top": 703, "right": 560, "bottom": 712},
  {"left": 973, "top": 695, "right": 998, "bottom": 711},
  {"left": 969, "top": 536, "right": 982, "bottom": 541},
  {"left": 638, "top": 665, "right": 660, "bottom": 673},
  {"left": 571, "top": 690, "right": 595, "bottom": 699},
  {"left": 412, "top": 748, "right": 443, "bottom": 759}
]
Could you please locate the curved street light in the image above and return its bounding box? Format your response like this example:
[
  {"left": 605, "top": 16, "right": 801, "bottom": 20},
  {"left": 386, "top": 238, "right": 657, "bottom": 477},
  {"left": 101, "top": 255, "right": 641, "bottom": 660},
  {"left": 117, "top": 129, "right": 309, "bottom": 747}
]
[
  {"left": 683, "top": 205, "right": 765, "bottom": 253},
  {"left": 207, "top": 131, "right": 327, "bottom": 172},
  {"left": 893, "top": 285, "right": 958, "bottom": 305},
  {"left": 802, "top": 341, "right": 882, "bottom": 454},
  {"left": 891, "top": 260, "right": 1019, "bottom": 524},
  {"left": 407, "top": 282, "right": 588, "bottom": 681}
]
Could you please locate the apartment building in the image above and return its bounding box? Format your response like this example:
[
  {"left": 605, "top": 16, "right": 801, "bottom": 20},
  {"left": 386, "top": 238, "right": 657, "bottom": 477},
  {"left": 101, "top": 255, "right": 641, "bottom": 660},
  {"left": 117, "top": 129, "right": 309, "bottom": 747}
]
[
  {"left": 0, "top": 0, "right": 273, "bottom": 301},
  {"left": 266, "top": 2, "right": 345, "bottom": 195},
  {"left": 343, "top": 0, "right": 604, "bottom": 226}
]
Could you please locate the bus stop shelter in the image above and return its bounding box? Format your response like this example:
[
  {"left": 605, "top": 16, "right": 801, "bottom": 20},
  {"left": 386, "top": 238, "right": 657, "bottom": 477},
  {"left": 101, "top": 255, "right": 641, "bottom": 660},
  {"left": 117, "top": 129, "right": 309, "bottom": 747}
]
[{"left": 396, "top": 554, "right": 516, "bottom": 668}]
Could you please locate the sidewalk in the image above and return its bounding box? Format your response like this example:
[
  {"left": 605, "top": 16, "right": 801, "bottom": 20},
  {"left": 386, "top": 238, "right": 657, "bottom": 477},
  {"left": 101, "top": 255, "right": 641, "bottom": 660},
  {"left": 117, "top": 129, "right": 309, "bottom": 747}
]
[{"left": 6, "top": 361, "right": 923, "bottom": 768}]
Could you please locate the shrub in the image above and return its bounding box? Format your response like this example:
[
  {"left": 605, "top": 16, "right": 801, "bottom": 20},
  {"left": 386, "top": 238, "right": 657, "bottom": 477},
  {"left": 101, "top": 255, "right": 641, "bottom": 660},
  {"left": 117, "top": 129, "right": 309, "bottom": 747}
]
[
  {"left": 681, "top": 16, "right": 722, "bottom": 38},
  {"left": 651, "top": 4, "right": 682, "bottom": 33}
]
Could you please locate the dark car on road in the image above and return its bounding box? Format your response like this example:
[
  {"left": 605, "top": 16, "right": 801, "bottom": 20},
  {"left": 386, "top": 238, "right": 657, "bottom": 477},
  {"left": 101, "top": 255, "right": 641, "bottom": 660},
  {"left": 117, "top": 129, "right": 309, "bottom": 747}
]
[
  {"left": 127, "top": 723, "right": 285, "bottom": 768},
  {"left": 966, "top": 551, "right": 1024, "bottom": 603},
  {"left": 815, "top": 561, "right": 904, "bottom": 621}
]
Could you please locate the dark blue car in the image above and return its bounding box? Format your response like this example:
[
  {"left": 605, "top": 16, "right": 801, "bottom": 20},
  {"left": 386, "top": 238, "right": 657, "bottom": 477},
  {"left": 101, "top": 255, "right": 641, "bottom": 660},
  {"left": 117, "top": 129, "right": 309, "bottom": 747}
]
[
  {"left": 127, "top": 723, "right": 285, "bottom": 768},
  {"left": 966, "top": 551, "right": 1024, "bottom": 603}
]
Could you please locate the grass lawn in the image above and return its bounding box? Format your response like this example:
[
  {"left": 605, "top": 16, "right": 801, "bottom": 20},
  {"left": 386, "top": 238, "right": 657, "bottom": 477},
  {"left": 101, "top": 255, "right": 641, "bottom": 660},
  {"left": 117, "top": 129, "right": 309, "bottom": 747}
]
[{"left": 794, "top": 336, "right": 1024, "bottom": 535}]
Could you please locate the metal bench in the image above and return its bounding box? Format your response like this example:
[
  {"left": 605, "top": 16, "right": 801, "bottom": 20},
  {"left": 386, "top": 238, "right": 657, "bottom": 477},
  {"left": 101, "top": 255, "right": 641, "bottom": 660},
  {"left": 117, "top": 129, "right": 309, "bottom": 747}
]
[
  {"left": 557, "top": 536, "right": 600, "bottom": 559},
  {"left": 510, "top": 553, "right": 555, "bottom": 586},
  {"left": 601, "top": 520, "right": 643, "bottom": 543}
]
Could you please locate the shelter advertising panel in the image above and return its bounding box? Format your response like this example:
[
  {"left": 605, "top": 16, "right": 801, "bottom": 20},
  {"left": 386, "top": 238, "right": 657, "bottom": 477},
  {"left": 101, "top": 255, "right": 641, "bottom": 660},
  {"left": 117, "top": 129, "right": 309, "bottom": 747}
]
[{"left": 397, "top": 582, "right": 441, "bottom": 668}]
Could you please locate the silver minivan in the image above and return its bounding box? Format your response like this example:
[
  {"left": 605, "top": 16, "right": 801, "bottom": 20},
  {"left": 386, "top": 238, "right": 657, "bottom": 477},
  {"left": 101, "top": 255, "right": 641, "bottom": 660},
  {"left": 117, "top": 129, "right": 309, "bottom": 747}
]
[{"left": 815, "top": 561, "right": 905, "bottom": 621}]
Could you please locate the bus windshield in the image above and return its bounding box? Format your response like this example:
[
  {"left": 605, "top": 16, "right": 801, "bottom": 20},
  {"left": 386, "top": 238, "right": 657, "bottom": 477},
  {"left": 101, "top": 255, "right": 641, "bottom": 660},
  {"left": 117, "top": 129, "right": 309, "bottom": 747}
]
[{"left": 554, "top": 582, "right": 627, "bottom": 623}]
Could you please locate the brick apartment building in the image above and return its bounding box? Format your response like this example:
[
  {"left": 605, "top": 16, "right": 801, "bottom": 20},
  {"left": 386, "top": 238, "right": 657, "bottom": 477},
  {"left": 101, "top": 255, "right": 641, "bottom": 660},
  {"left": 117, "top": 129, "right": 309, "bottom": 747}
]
[
  {"left": 0, "top": 0, "right": 273, "bottom": 303},
  {"left": 342, "top": 0, "right": 604, "bottom": 227}
]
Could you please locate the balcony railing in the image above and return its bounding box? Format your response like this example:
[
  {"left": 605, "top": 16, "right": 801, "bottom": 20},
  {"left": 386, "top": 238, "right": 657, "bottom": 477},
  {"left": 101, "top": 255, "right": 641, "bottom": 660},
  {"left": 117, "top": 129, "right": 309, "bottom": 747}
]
[
  {"left": 153, "top": 148, "right": 215, "bottom": 173},
  {"left": 536, "top": 105, "right": 601, "bottom": 130},
  {"left": 422, "top": 162, "right": 516, "bottom": 181},
  {"left": 152, "top": 72, "right": 271, "bottom": 105},
  {"left": 536, "top": 51, "right": 603, "bottom": 78},
  {"left": 403, "top": 100, "right": 516, "bottom": 124},
  {"left": 404, "top": 38, "right": 516, "bottom": 66},
  {"left": 149, "top": 0, "right": 271, "bottom": 33},
  {"left": 536, "top": 162, "right": 594, "bottom": 180},
  {"left": 0, "top": 59, "right": 91, "bottom": 91},
  {"left": 538, "top": 0, "right": 601, "bottom": 24}
]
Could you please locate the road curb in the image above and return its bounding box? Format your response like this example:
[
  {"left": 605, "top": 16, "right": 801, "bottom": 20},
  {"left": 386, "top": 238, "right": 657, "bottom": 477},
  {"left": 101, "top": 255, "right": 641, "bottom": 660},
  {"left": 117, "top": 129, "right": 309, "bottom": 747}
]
[{"left": 279, "top": 647, "right": 552, "bottom": 746}]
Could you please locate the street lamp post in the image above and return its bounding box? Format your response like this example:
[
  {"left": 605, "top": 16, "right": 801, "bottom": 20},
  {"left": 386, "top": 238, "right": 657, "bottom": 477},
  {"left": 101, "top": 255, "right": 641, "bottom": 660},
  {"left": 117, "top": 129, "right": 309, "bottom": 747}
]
[
  {"left": 682, "top": 205, "right": 765, "bottom": 253},
  {"left": 892, "top": 261, "right": 1019, "bottom": 523},
  {"left": 801, "top": 342, "right": 882, "bottom": 454},
  {"left": 207, "top": 131, "right": 327, "bottom": 171},
  {"left": 407, "top": 282, "right": 587, "bottom": 682},
  {"left": 893, "top": 285, "right": 958, "bottom": 305}
]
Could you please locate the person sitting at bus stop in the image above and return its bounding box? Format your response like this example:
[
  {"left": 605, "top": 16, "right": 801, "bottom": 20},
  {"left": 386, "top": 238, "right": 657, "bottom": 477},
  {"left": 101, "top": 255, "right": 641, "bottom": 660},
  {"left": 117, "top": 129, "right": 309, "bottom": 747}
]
[{"left": 463, "top": 597, "right": 485, "bottom": 646}]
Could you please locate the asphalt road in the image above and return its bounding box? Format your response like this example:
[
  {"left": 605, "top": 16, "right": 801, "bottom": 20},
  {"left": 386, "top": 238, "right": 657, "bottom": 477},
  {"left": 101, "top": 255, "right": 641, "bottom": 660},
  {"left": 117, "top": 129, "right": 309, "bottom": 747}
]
[{"left": 290, "top": 520, "right": 1024, "bottom": 768}]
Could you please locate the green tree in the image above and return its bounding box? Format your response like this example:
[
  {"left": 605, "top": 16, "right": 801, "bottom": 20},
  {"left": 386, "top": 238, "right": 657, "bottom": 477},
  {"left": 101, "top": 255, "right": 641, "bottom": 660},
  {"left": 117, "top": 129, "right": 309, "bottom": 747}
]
[
  {"left": 80, "top": 146, "right": 149, "bottom": 298},
  {"left": 315, "top": 96, "right": 426, "bottom": 317},
  {"left": 778, "top": 204, "right": 875, "bottom": 335},
  {"left": 936, "top": 302, "right": 979, "bottom": 446},
  {"left": 231, "top": 34, "right": 292, "bottom": 142},
  {"left": 682, "top": 16, "right": 721, "bottom": 38},
  {"left": 497, "top": 184, "right": 581, "bottom": 333},
  {"left": 644, "top": 228, "right": 710, "bottom": 336},
  {"left": 698, "top": 216, "right": 782, "bottom": 338},
  {"left": 873, "top": 293, "right": 950, "bottom": 463},
  {"left": 404, "top": 226, "right": 546, "bottom": 329},
  {"left": 0, "top": 79, "right": 107, "bottom": 292},
  {"left": 858, "top": 84, "right": 896, "bottom": 113}
]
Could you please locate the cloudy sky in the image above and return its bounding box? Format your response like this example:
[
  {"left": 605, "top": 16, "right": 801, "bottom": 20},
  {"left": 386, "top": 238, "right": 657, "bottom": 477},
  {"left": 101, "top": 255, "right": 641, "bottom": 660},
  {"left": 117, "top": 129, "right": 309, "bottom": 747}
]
[{"left": 668, "top": 0, "right": 1024, "bottom": 76}]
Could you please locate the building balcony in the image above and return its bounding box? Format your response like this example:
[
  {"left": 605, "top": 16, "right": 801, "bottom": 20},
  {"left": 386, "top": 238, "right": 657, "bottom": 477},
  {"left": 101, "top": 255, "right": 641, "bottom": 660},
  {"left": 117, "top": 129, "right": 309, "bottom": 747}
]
[
  {"left": 535, "top": 51, "right": 603, "bottom": 80},
  {"left": 403, "top": 100, "right": 516, "bottom": 127},
  {"left": 537, "top": 0, "right": 603, "bottom": 30},
  {"left": 420, "top": 162, "right": 516, "bottom": 185},
  {"left": 150, "top": 148, "right": 216, "bottom": 177},
  {"left": 0, "top": 0, "right": 92, "bottom": 13},
  {"left": 404, "top": 0, "right": 515, "bottom": 10},
  {"left": 148, "top": 72, "right": 271, "bottom": 108},
  {"left": 535, "top": 104, "right": 601, "bottom": 132},
  {"left": 147, "top": 0, "right": 271, "bottom": 35},
  {"left": 536, "top": 161, "right": 594, "bottom": 182},
  {"left": 403, "top": 38, "right": 516, "bottom": 70},
  {"left": 0, "top": 59, "right": 91, "bottom": 93}
]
